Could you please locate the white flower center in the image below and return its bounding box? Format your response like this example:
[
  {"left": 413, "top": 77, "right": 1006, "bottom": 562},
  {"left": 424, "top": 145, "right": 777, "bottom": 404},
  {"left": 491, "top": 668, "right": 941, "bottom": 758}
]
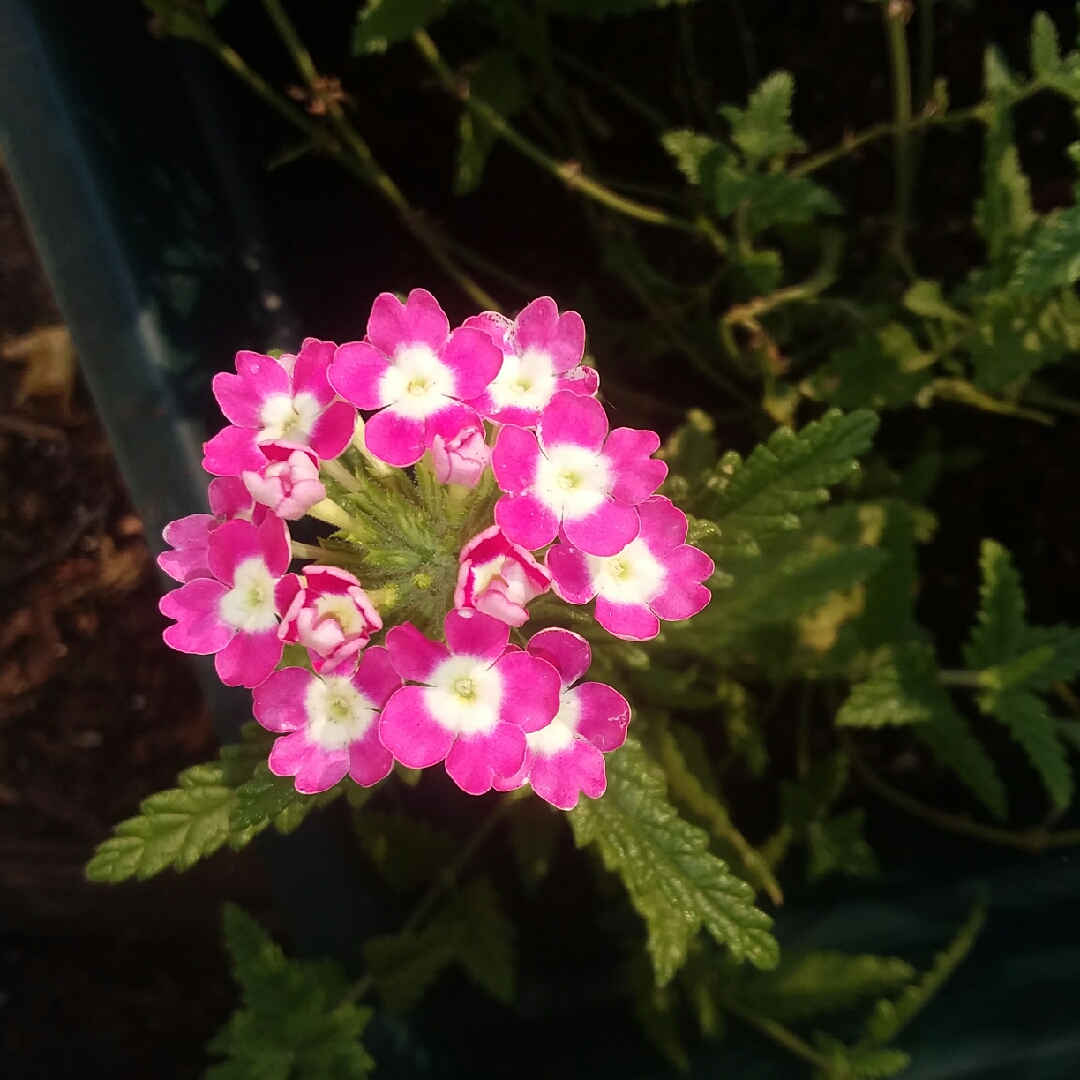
[
  {"left": 587, "top": 538, "right": 666, "bottom": 606},
  {"left": 219, "top": 558, "right": 279, "bottom": 633},
  {"left": 487, "top": 349, "right": 557, "bottom": 412},
  {"left": 534, "top": 443, "right": 611, "bottom": 522},
  {"left": 259, "top": 391, "right": 322, "bottom": 443},
  {"left": 381, "top": 346, "right": 455, "bottom": 419},
  {"left": 304, "top": 675, "right": 376, "bottom": 749},
  {"left": 527, "top": 690, "right": 580, "bottom": 757},
  {"left": 424, "top": 654, "right": 502, "bottom": 736}
]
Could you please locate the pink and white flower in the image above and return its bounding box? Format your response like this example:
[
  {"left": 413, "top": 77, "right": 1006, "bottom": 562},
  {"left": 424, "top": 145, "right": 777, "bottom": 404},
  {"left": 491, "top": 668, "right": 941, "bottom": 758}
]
[
  {"left": 203, "top": 338, "right": 356, "bottom": 476},
  {"left": 547, "top": 496, "right": 714, "bottom": 641},
  {"left": 159, "top": 516, "right": 290, "bottom": 687},
  {"left": 491, "top": 391, "right": 667, "bottom": 557},
  {"left": 242, "top": 442, "right": 327, "bottom": 520},
  {"left": 454, "top": 526, "right": 551, "bottom": 627},
  {"left": 254, "top": 646, "right": 401, "bottom": 793},
  {"left": 493, "top": 628, "right": 630, "bottom": 810},
  {"left": 431, "top": 417, "right": 490, "bottom": 487},
  {"left": 464, "top": 296, "right": 598, "bottom": 427},
  {"left": 328, "top": 289, "right": 502, "bottom": 468},
  {"left": 379, "top": 610, "right": 561, "bottom": 796},
  {"left": 276, "top": 566, "right": 382, "bottom": 675},
  {"left": 157, "top": 478, "right": 274, "bottom": 585}
]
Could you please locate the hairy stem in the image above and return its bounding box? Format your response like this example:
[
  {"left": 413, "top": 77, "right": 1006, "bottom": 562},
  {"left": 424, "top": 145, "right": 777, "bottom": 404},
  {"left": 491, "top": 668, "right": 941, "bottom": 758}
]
[{"left": 883, "top": 0, "right": 915, "bottom": 271}]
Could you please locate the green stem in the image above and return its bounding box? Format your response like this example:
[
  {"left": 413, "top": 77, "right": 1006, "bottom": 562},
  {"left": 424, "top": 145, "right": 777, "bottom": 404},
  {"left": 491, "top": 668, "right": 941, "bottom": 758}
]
[
  {"left": 883, "top": 0, "right": 915, "bottom": 271},
  {"left": 936, "top": 669, "right": 984, "bottom": 688},
  {"left": 321, "top": 457, "right": 363, "bottom": 493},
  {"left": 553, "top": 48, "right": 669, "bottom": 131},
  {"left": 722, "top": 996, "right": 846, "bottom": 1075}
]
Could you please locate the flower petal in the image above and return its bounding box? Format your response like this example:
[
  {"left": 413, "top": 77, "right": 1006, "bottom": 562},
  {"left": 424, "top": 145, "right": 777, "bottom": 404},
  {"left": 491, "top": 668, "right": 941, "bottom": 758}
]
[
  {"left": 295, "top": 745, "right": 350, "bottom": 795},
  {"left": 213, "top": 352, "right": 289, "bottom": 428},
  {"left": 560, "top": 499, "right": 639, "bottom": 557},
  {"left": 537, "top": 392, "right": 607, "bottom": 454},
  {"left": 206, "top": 519, "right": 261, "bottom": 585},
  {"left": 545, "top": 543, "right": 597, "bottom": 605},
  {"left": 529, "top": 740, "right": 606, "bottom": 810},
  {"left": 444, "top": 609, "right": 509, "bottom": 662},
  {"left": 526, "top": 627, "right": 592, "bottom": 687},
  {"left": 444, "top": 723, "right": 526, "bottom": 795},
  {"left": 160, "top": 579, "right": 232, "bottom": 654},
  {"left": 329, "top": 341, "right": 391, "bottom": 409},
  {"left": 309, "top": 400, "right": 357, "bottom": 461},
  {"left": 386, "top": 624, "right": 451, "bottom": 683},
  {"left": 637, "top": 495, "right": 689, "bottom": 555},
  {"left": 440, "top": 326, "right": 504, "bottom": 400},
  {"left": 368, "top": 289, "right": 449, "bottom": 355},
  {"left": 364, "top": 408, "right": 427, "bottom": 467},
  {"left": 594, "top": 597, "right": 661, "bottom": 641},
  {"left": 556, "top": 365, "right": 599, "bottom": 397},
  {"left": 573, "top": 681, "right": 631, "bottom": 751},
  {"left": 269, "top": 729, "right": 319, "bottom": 779},
  {"left": 215, "top": 627, "right": 283, "bottom": 688},
  {"left": 650, "top": 577, "right": 712, "bottom": 622},
  {"left": 494, "top": 651, "right": 561, "bottom": 732},
  {"left": 491, "top": 425, "right": 541, "bottom": 494},
  {"left": 378, "top": 686, "right": 456, "bottom": 768},
  {"left": 258, "top": 513, "right": 291, "bottom": 578},
  {"left": 348, "top": 723, "right": 395, "bottom": 787},
  {"left": 495, "top": 493, "right": 559, "bottom": 552},
  {"left": 208, "top": 476, "right": 255, "bottom": 519},
  {"left": 352, "top": 645, "right": 403, "bottom": 709},
  {"left": 604, "top": 427, "right": 666, "bottom": 504},
  {"left": 203, "top": 424, "right": 264, "bottom": 476},
  {"left": 290, "top": 338, "right": 337, "bottom": 407},
  {"left": 158, "top": 514, "right": 215, "bottom": 583},
  {"left": 254, "top": 666, "right": 316, "bottom": 732}
]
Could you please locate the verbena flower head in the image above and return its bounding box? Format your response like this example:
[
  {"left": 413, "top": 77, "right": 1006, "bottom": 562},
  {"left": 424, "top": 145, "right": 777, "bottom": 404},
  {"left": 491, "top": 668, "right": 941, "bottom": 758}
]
[
  {"left": 159, "top": 516, "right": 290, "bottom": 687},
  {"left": 547, "top": 495, "right": 714, "bottom": 640},
  {"left": 493, "top": 628, "right": 630, "bottom": 810},
  {"left": 492, "top": 390, "right": 668, "bottom": 556},
  {"left": 379, "top": 610, "right": 561, "bottom": 795},
  {"left": 328, "top": 289, "right": 502, "bottom": 468},
  {"left": 277, "top": 566, "right": 382, "bottom": 675},
  {"left": 203, "top": 338, "right": 355, "bottom": 476},
  {"left": 254, "top": 646, "right": 401, "bottom": 793},
  {"left": 243, "top": 441, "right": 327, "bottom": 521},
  {"left": 454, "top": 525, "right": 551, "bottom": 627},
  {"left": 464, "top": 296, "right": 598, "bottom": 427}
]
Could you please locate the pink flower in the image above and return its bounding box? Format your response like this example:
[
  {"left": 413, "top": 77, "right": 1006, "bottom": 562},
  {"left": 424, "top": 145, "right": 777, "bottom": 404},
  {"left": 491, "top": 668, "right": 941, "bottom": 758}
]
[
  {"left": 432, "top": 419, "right": 490, "bottom": 487},
  {"left": 491, "top": 391, "right": 667, "bottom": 557},
  {"left": 203, "top": 338, "right": 356, "bottom": 476},
  {"left": 276, "top": 566, "right": 382, "bottom": 675},
  {"left": 159, "top": 516, "right": 290, "bottom": 687},
  {"left": 547, "top": 496, "right": 714, "bottom": 641},
  {"left": 379, "top": 610, "right": 561, "bottom": 796},
  {"left": 242, "top": 442, "right": 327, "bottom": 520},
  {"left": 328, "top": 289, "right": 502, "bottom": 468},
  {"left": 254, "top": 646, "right": 401, "bottom": 793},
  {"left": 157, "top": 478, "right": 274, "bottom": 584},
  {"left": 454, "top": 526, "right": 551, "bottom": 627},
  {"left": 493, "top": 628, "right": 630, "bottom": 810},
  {"left": 464, "top": 296, "right": 598, "bottom": 427}
]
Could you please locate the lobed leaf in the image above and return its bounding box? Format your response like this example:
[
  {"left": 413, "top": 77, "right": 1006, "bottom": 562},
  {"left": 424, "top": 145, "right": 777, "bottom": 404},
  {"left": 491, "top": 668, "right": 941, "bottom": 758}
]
[
  {"left": 964, "top": 539, "right": 1028, "bottom": 670},
  {"left": 569, "top": 737, "right": 777, "bottom": 985},
  {"left": 1007, "top": 206, "right": 1080, "bottom": 296},
  {"left": 837, "top": 644, "right": 944, "bottom": 729},
  {"left": 719, "top": 71, "right": 805, "bottom": 168},
  {"left": 1030, "top": 11, "right": 1062, "bottom": 79},
  {"left": 985, "top": 688, "right": 1073, "bottom": 809}
]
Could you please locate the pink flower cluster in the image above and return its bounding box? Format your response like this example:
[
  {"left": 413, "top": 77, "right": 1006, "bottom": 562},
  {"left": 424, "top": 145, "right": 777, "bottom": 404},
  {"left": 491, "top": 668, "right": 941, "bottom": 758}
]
[{"left": 156, "top": 291, "right": 714, "bottom": 810}]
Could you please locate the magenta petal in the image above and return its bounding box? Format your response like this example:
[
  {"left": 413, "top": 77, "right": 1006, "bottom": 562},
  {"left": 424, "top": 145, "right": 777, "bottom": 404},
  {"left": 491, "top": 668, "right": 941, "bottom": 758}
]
[
  {"left": 348, "top": 724, "right": 394, "bottom": 787},
  {"left": 463, "top": 311, "right": 513, "bottom": 351},
  {"left": 444, "top": 609, "right": 509, "bottom": 662},
  {"left": 573, "top": 682, "right": 631, "bottom": 751},
  {"left": 441, "top": 326, "right": 504, "bottom": 400},
  {"left": 269, "top": 729, "right": 319, "bottom": 779},
  {"left": 203, "top": 425, "right": 264, "bottom": 476},
  {"left": 529, "top": 740, "right": 606, "bottom": 810},
  {"left": 160, "top": 580, "right": 232, "bottom": 654},
  {"left": 274, "top": 574, "right": 303, "bottom": 634},
  {"left": 556, "top": 365, "right": 599, "bottom": 397},
  {"left": 208, "top": 476, "right": 255, "bottom": 519},
  {"left": 495, "top": 494, "right": 559, "bottom": 552},
  {"left": 215, "top": 628, "right": 283, "bottom": 688},
  {"left": 352, "top": 646, "right": 403, "bottom": 709},
  {"left": 637, "top": 496, "right": 689, "bottom": 554},
  {"left": 664, "top": 543, "right": 715, "bottom": 583},
  {"left": 494, "top": 652, "right": 561, "bottom": 732},
  {"left": 537, "top": 392, "right": 608, "bottom": 454},
  {"left": 491, "top": 425, "right": 541, "bottom": 494},
  {"left": 490, "top": 749, "right": 532, "bottom": 792},
  {"left": 547, "top": 310, "right": 587, "bottom": 372},
  {"left": 604, "top": 427, "right": 667, "bottom": 504},
  {"left": 368, "top": 289, "right": 449, "bottom": 355},
  {"left": 445, "top": 723, "right": 526, "bottom": 795},
  {"left": 328, "top": 340, "right": 390, "bottom": 410},
  {"left": 545, "top": 543, "right": 596, "bottom": 605},
  {"left": 310, "top": 400, "right": 357, "bottom": 461},
  {"left": 159, "top": 514, "right": 215, "bottom": 583},
  {"left": 253, "top": 666, "right": 314, "bottom": 733},
  {"left": 207, "top": 519, "right": 262, "bottom": 585},
  {"left": 651, "top": 579, "right": 712, "bottom": 622},
  {"left": 294, "top": 746, "right": 350, "bottom": 795},
  {"left": 425, "top": 401, "right": 483, "bottom": 446},
  {"left": 594, "top": 597, "right": 660, "bottom": 641},
  {"left": 258, "top": 513, "right": 291, "bottom": 577},
  {"left": 512, "top": 297, "right": 559, "bottom": 352},
  {"left": 364, "top": 408, "right": 426, "bottom": 467},
  {"left": 290, "top": 338, "right": 337, "bottom": 407},
  {"left": 386, "top": 624, "right": 450, "bottom": 683},
  {"left": 378, "top": 686, "right": 456, "bottom": 768},
  {"left": 526, "top": 627, "right": 592, "bottom": 687},
  {"left": 561, "top": 500, "right": 639, "bottom": 557},
  {"left": 215, "top": 353, "right": 289, "bottom": 427}
]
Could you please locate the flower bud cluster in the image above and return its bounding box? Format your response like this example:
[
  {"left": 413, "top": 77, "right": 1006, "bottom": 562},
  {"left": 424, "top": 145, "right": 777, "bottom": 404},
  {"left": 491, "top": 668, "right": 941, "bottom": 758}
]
[{"left": 157, "top": 291, "right": 714, "bottom": 809}]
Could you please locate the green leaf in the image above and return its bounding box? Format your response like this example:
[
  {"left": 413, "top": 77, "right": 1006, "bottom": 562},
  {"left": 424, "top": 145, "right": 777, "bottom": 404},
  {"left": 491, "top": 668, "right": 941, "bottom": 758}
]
[
  {"left": 975, "top": 96, "right": 1034, "bottom": 264},
  {"left": 711, "top": 169, "right": 841, "bottom": 231},
  {"left": 363, "top": 928, "right": 456, "bottom": 1011},
  {"left": 569, "top": 737, "right": 777, "bottom": 984},
  {"left": 702, "top": 409, "right": 879, "bottom": 555},
  {"left": 986, "top": 688, "right": 1073, "bottom": 809},
  {"left": 208, "top": 906, "right": 375, "bottom": 1080},
  {"left": 454, "top": 50, "right": 530, "bottom": 195},
  {"left": 719, "top": 71, "right": 805, "bottom": 168},
  {"left": 351, "top": 0, "right": 452, "bottom": 55},
  {"left": 903, "top": 279, "right": 968, "bottom": 325},
  {"left": 734, "top": 952, "right": 915, "bottom": 1022},
  {"left": 661, "top": 129, "right": 719, "bottom": 185},
  {"left": 1031, "top": 11, "right": 1061, "bottom": 78},
  {"left": 1007, "top": 206, "right": 1080, "bottom": 296},
  {"left": 808, "top": 809, "right": 879, "bottom": 881},
  {"left": 231, "top": 762, "right": 302, "bottom": 832},
  {"left": 807, "top": 330, "right": 934, "bottom": 412},
  {"left": 355, "top": 810, "right": 457, "bottom": 892},
  {"left": 965, "top": 539, "right": 1027, "bottom": 669},
  {"left": 812, "top": 1036, "right": 911, "bottom": 1079},
  {"left": 837, "top": 644, "right": 942, "bottom": 728}
]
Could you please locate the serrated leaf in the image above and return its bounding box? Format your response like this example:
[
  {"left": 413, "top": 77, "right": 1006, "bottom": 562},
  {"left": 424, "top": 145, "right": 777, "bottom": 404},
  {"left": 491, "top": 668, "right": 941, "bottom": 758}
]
[
  {"left": 808, "top": 808, "right": 878, "bottom": 881},
  {"left": 364, "top": 928, "right": 456, "bottom": 1010},
  {"left": 1031, "top": 11, "right": 1061, "bottom": 78},
  {"left": 352, "top": 0, "right": 452, "bottom": 55},
  {"left": 807, "top": 331, "right": 934, "bottom": 412},
  {"left": 720, "top": 71, "right": 805, "bottom": 168},
  {"left": 661, "top": 129, "right": 719, "bottom": 185},
  {"left": 1007, "top": 206, "right": 1080, "bottom": 296},
  {"left": 209, "top": 905, "right": 375, "bottom": 1079},
  {"left": 986, "top": 688, "right": 1073, "bottom": 809},
  {"left": 231, "top": 762, "right": 301, "bottom": 831},
  {"left": 903, "top": 280, "right": 968, "bottom": 324},
  {"left": 975, "top": 98, "right": 1034, "bottom": 264},
  {"left": 837, "top": 644, "right": 942, "bottom": 728},
  {"left": 965, "top": 539, "right": 1027, "bottom": 669},
  {"left": 569, "top": 737, "right": 777, "bottom": 984},
  {"left": 703, "top": 409, "right": 879, "bottom": 553}
]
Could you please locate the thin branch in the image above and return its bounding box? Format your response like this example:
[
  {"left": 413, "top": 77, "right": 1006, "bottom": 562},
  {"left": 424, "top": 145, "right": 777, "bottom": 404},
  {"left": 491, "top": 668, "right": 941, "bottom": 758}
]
[
  {"left": 722, "top": 996, "right": 843, "bottom": 1074},
  {"left": 883, "top": 0, "right": 915, "bottom": 271}
]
